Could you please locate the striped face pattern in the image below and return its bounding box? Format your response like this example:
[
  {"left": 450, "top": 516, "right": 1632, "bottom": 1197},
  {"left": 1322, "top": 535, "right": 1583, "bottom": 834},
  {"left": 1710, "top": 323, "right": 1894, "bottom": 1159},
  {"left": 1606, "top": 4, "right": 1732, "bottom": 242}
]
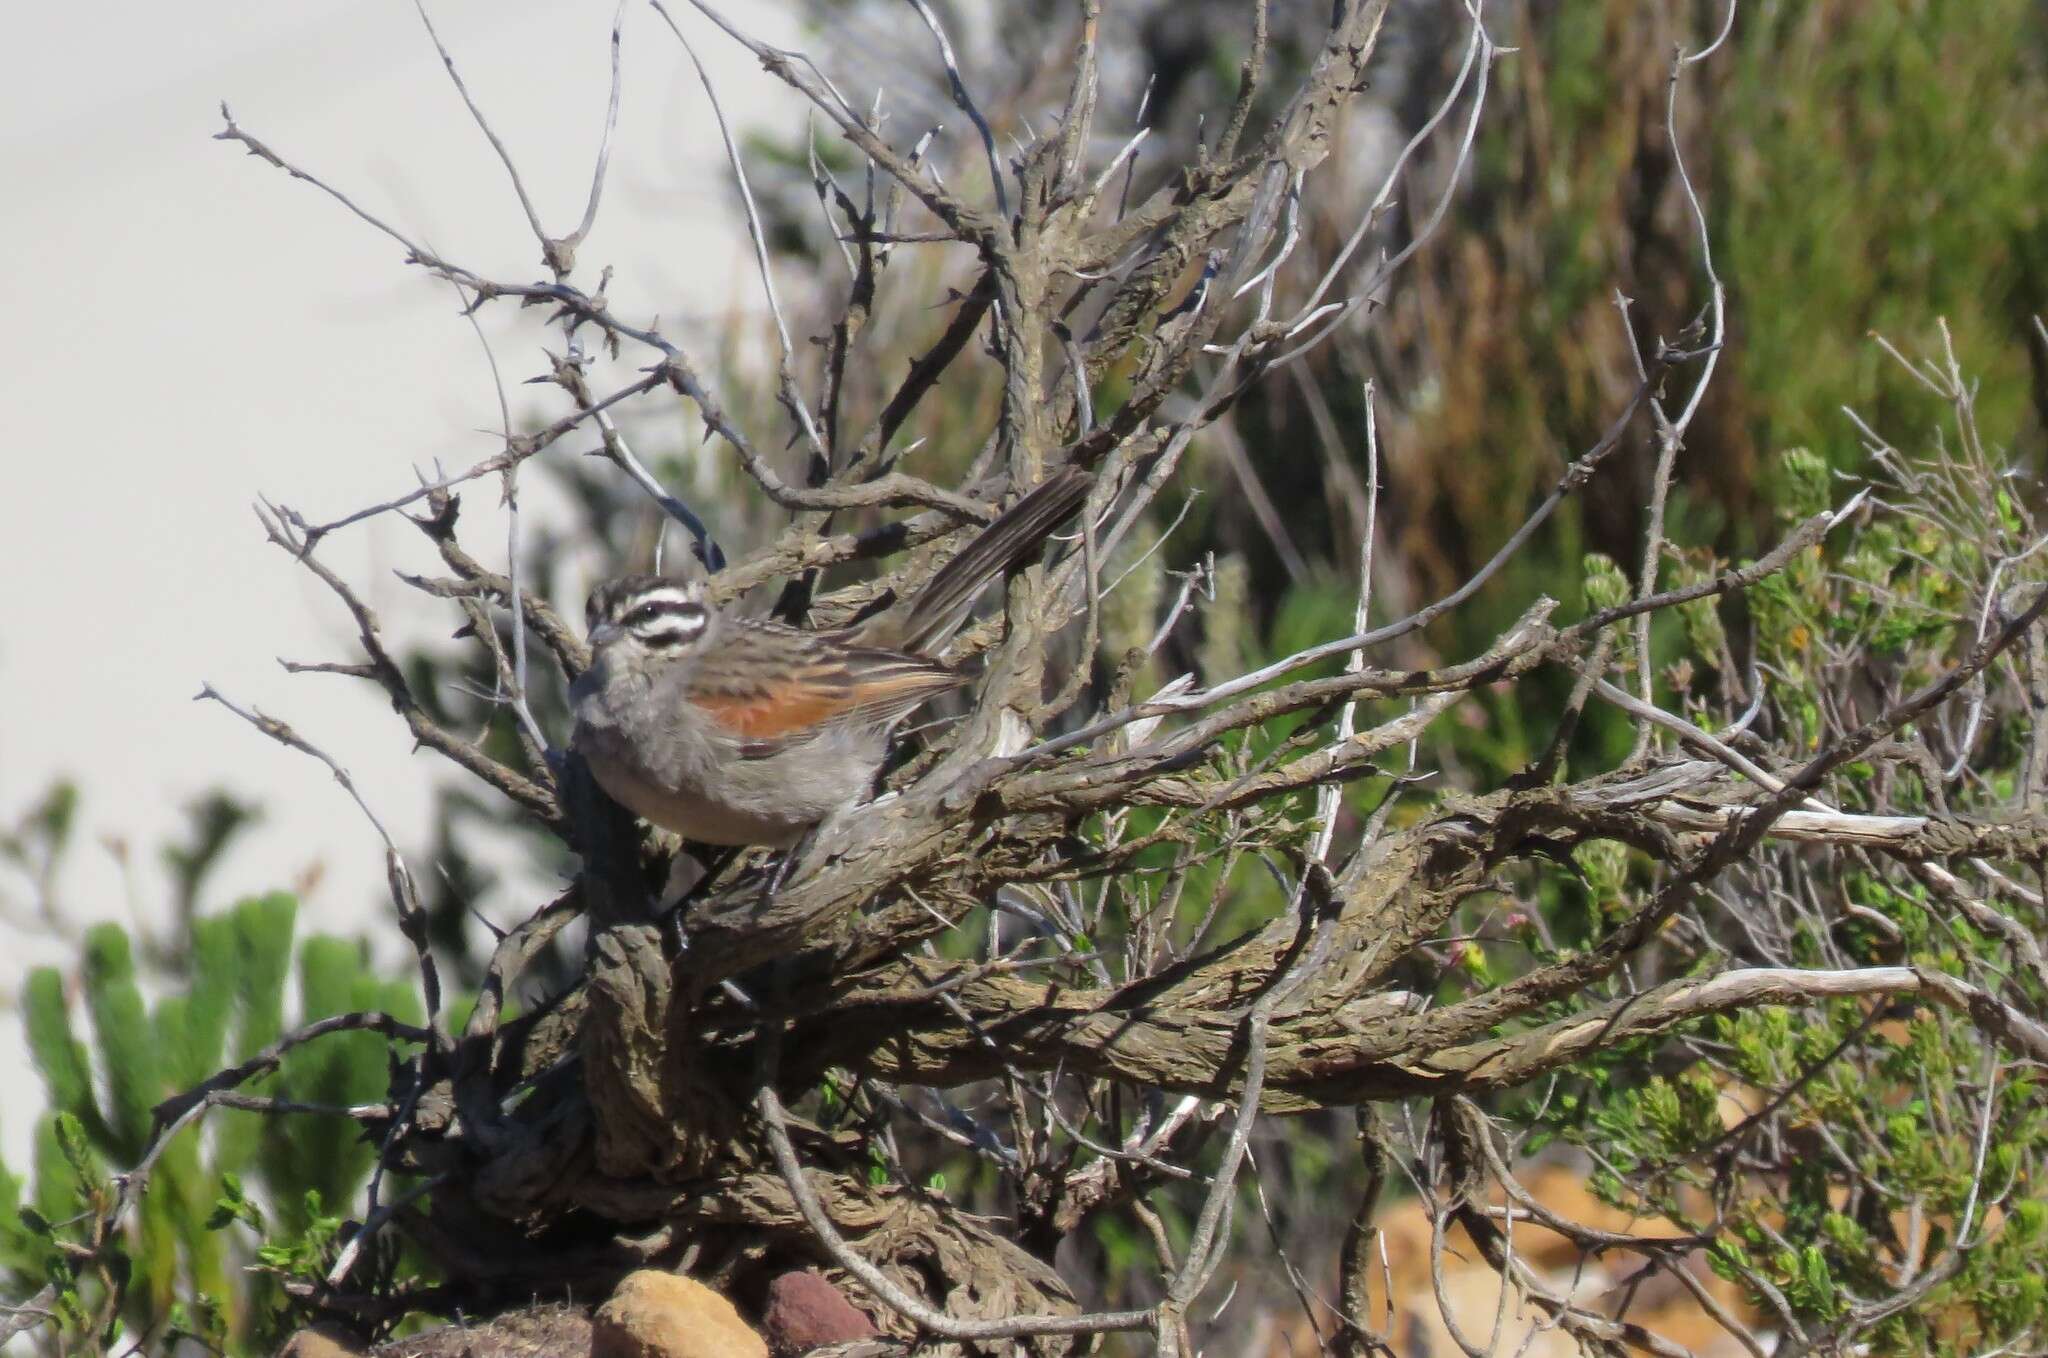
[{"left": 587, "top": 575, "right": 710, "bottom": 654}]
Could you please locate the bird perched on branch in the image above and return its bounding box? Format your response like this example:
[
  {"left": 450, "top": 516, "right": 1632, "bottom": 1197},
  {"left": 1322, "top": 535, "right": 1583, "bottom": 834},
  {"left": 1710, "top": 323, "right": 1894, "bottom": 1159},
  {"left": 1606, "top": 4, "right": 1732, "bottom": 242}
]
[{"left": 570, "top": 467, "right": 1091, "bottom": 847}]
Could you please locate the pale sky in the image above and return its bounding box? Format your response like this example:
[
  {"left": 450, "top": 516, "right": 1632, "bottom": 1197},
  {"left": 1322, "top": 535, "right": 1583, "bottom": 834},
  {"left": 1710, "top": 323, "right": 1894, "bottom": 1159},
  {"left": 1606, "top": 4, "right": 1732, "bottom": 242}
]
[{"left": 0, "top": 0, "right": 802, "bottom": 1171}]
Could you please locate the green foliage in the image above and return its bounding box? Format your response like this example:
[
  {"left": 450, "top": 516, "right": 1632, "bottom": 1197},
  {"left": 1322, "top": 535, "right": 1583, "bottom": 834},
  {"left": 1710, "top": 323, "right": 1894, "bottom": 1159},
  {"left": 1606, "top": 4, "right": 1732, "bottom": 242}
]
[
  {"left": 1717, "top": 0, "right": 2048, "bottom": 464},
  {"left": 1, "top": 891, "right": 418, "bottom": 1353},
  {"left": 249, "top": 1191, "right": 348, "bottom": 1290},
  {"left": 259, "top": 937, "right": 422, "bottom": 1235},
  {"left": 0, "top": 781, "right": 80, "bottom": 908},
  {"left": 1312, "top": 0, "right": 2046, "bottom": 765},
  {"left": 81, "top": 926, "right": 156, "bottom": 1163},
  {"left": 161, "top": 792, "right": 262, "bottom": 932},
  {"left": 21, "top": 969, "right": 104, "bottom": 1148},
  {"left": 8, "top": 1132, "right": 120, "bottom": 1345},
  {"left": 1580, "top": 553, "right": 1631, "bottom": 613},
  {"left": 1529, "top": 389, "right": 2048, "bottom": 1351}
]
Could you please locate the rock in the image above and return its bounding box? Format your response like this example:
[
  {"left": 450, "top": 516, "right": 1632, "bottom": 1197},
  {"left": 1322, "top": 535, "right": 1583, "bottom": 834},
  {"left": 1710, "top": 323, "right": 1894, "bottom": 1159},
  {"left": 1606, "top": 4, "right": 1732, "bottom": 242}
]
[
  {"left": 276, "top": 1325, "right": 367, "bottom": 1358},
  {"left": 762, "top": 1271, "right": 878, "bottom": 1356},
  {"left": 1304, "top": 1161, "right": 1761, "bottom": 1358},
  {"left": 593, "top": 1270, "right": 768, "bottom": 1358}
]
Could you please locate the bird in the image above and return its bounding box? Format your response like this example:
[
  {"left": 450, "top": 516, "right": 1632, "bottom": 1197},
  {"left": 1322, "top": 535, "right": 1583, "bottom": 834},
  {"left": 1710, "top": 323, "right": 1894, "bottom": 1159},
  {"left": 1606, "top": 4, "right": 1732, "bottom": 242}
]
[{"left": 569, "top": 466, "right": 1092, "bottom": 847}]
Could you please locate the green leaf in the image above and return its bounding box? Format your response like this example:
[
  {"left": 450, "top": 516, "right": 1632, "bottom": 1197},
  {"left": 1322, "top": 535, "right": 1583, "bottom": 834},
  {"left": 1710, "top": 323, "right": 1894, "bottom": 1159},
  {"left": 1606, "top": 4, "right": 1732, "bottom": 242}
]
[
  {"left": 21, "top": 968, "right": 104, "bottom": 1142},
  {"left": 82, "top": 925, "right": 157, "bottom": 1161}
]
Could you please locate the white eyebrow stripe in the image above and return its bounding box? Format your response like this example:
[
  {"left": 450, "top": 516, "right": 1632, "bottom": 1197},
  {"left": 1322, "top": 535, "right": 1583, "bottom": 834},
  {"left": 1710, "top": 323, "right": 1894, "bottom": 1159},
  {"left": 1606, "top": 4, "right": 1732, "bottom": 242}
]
[{"left": 631, "top": 612, "right": 708, "bottom": 646}]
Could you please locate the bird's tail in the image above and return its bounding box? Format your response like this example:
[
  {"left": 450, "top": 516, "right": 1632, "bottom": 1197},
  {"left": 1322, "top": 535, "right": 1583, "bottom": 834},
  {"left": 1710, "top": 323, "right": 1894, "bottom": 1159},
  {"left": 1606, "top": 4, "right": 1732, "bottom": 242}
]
[{"left": 893, "top": 465, "right": 1093, "bottom": 654}]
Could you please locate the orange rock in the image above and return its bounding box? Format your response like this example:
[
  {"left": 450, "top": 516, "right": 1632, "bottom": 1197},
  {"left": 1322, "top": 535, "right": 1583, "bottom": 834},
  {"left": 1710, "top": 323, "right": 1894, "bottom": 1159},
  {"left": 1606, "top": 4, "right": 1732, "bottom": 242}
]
[
  {"left": 1303, "top": 1162, "right": 1761, "bottom": 1358},
  {"left": 593, "top": 1270, "right": 768, "bottom": 1358}
]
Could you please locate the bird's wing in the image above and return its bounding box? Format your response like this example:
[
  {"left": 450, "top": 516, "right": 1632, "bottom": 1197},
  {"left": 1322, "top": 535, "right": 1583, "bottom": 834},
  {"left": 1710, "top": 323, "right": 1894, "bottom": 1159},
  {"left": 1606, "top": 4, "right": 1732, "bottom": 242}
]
[{"left": 683, "top": 622, "right": 961, "bottom": 754}]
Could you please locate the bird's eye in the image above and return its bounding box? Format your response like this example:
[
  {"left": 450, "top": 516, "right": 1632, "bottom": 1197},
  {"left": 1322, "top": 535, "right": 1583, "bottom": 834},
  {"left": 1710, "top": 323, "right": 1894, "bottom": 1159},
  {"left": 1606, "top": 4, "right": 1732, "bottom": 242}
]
[{"left": 628, "top": 602, "right": 696, "bottom": 627}]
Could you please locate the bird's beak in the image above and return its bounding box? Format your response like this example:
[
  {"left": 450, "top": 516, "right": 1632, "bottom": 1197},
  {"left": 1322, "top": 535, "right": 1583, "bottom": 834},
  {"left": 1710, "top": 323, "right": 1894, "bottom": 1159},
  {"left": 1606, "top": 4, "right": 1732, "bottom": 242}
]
[{"left": 589, "top": 621, "right": 623, "bottom": 649}]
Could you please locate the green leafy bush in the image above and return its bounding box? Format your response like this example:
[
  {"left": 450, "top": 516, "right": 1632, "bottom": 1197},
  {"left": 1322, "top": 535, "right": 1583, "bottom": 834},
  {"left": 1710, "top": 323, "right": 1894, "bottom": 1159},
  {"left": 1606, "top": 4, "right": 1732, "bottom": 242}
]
[{"left": 1, "top": 893, "right": 421, "bottom": 1353}]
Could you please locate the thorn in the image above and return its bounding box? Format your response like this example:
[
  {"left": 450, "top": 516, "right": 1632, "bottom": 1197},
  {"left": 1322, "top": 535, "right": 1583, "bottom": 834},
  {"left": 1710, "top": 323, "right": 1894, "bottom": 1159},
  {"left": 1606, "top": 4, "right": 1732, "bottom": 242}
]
[{"left": 1827, "top": 488, "right": 1872, "bottom": 530}]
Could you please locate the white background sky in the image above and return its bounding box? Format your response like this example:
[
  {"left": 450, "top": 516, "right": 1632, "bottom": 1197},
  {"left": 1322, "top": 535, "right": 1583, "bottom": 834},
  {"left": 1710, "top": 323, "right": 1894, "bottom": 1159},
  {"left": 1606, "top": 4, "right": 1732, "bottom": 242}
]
[{"left": 0, "top": 0, "right": 804, "bottom": 1171}]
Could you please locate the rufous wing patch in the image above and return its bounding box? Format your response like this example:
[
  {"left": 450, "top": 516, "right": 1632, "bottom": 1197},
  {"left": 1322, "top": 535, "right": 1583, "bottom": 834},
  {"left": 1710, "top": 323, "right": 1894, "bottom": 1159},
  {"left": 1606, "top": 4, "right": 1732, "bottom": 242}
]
[
  {"left": 681, "top": 626, "right": 964, "bottom": 753},
  {"left": 688, "top": 672, "right": 859, "bottom": 741}
]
